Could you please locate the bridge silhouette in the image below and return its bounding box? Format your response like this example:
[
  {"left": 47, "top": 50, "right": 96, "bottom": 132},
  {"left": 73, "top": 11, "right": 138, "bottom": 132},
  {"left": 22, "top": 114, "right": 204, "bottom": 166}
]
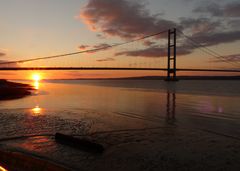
[{"left": 0, "top": 28, "right": 239, "bottom": 80}]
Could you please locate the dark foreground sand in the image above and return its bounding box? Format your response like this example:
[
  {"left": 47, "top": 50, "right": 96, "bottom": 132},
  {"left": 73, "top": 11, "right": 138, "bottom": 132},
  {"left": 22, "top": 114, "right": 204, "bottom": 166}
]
[{"left": 0, "top": 123, "right": 240, "bottom": 171}]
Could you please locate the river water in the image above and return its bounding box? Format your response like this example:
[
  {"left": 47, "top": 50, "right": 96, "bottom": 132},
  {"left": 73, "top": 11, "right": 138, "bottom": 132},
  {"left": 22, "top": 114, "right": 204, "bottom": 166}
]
[
  {"left": 0, "top": 80, "right": 240, "bottom": 136},
  {"left": 0, "top": 80, "right": 240, "bottom": 170}
]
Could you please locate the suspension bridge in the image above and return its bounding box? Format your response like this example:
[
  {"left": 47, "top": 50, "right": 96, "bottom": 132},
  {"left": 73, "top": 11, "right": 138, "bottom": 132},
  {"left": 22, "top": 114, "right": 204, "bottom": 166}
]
[{"left": 0, "top": 28, "right": 239, "bottom": 80}]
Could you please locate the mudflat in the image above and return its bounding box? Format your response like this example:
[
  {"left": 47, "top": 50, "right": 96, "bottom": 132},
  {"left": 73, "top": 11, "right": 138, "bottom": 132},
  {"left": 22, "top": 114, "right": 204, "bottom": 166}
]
[{"left": 0, "top": 79, "right": 33, "bottom": 100}]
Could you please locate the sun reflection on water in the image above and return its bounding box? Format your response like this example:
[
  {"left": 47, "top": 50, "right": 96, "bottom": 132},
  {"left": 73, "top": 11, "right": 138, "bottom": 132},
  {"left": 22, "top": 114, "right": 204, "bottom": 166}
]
[
  {"left": 33, "top": 81, "right": 40, "bottom": 90},
  {"left": 0, "top": 166, "right": 8, "bottom": 171},
  {"left": 31, "top": 73, "right": 42, "bottom": 90},
  {"left": 32, "top": 106, "right": 42, "bottom": 115}
]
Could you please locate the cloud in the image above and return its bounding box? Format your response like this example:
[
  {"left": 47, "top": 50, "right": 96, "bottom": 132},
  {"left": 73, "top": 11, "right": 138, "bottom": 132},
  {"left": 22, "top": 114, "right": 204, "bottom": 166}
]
[
  {"left": 80, "top": 0, "right": 177, "bottom": 39},
  {"left": 0, "top": 52, "right": 6, "bottom": 57},
  {"left": 78, "top": 43, "right": 111, "bottom": 53},
  {"left": 228, "top": 19, "right": 240, "bottom": 29},
  {"left": 193, "top": 1, "right": 240, "bottom": 17},
  {"left": 78, "top": 45, "right": 90, "bottom": 50},
  {"left": 143, "top": 40, "right": 156, "bottom": 46},
  {"left": 191, "top": 30, "right": 240, "bottom": 46},
  {"left": 96, "top": 58, "right": 115, "bottom": 62},
  {"left": 179, "top": 16, "right": 240, "bottom": 48},
  {"left": 211, "top": 53, "right": 240, "bottom": 63},
  {"left": 78, "top": 0, "right": 240, "bottom": 59},
  {"left": 92, "top": 43, "right": 111, "bottom": 49},
  {"left": 193, "top": 2, "right": 222, "bottom": 16},
  {"left": 180, "top": 18, "right": 221, "bottom": 34},
  {"left": 223, "top": 2, "right": 240, "bottom": 17},
  {"left": 89, "top": 43, "right": 111, "bottom": 53},
  {"left": 0, "top": 60, "right": 19, "bottom": 67},
  {"left": 115, "top": 45, "right": 192, "bottom": 58},
  {"left": 115, "top": 47, "right": 167, "bottom": 58},
  {"left": 79, "top": 43, "right": 111, "bottom": 50}
]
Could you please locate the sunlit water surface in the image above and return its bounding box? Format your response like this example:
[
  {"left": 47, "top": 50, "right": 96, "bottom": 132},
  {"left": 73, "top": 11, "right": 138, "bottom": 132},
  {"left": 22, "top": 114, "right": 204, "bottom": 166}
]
[{"left": 0, "top": 80, "right": 240, "bottom": 135}]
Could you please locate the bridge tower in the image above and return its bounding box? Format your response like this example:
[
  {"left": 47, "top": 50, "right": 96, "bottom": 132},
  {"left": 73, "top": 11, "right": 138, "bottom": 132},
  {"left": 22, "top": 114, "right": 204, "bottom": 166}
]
[{"left": 165, "top": 28, "right": 178, "bottom": 81}]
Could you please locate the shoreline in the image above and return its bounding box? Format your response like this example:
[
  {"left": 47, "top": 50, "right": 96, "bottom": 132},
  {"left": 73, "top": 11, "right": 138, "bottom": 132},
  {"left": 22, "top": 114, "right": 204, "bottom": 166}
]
[
  {"left": 0, "top": 79, "right": 33, "bottom": 100},
  {"left": 11, "top": 75, "right": 240, "bottom": 82}
]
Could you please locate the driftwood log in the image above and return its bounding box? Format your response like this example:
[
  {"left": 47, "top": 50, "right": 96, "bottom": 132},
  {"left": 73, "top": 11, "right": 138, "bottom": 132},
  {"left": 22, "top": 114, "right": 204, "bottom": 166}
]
[{"left": 55, "top": 133, "right": 104, "bottom": 153}]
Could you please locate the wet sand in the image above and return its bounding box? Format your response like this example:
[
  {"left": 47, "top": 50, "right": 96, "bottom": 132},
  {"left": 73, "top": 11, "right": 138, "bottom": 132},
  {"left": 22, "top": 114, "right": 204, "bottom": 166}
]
[
  {"left": 0, "top": 109, "right": 240, "bottom": 171},
  {"left": 1, "top": 126, "right": 240, "bottom": 171}
]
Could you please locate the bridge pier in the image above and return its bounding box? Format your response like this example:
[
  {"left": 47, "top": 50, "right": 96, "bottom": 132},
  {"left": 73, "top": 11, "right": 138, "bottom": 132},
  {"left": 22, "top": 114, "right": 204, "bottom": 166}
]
[{"left": 165, "top": 28, "right": 178, "bottom": 81}]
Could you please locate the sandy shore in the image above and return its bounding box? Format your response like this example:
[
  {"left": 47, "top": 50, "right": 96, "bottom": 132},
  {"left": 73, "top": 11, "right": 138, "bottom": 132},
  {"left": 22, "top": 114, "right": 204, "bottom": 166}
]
[{"left": 0, "top": 79, "right": 33, "bottom": 100}]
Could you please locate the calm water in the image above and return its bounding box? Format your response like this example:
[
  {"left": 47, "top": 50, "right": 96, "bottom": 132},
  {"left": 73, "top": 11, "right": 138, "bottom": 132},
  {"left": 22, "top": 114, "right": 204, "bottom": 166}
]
[{"left": 0, "top": 79, "right": 240, "bottom": 138}]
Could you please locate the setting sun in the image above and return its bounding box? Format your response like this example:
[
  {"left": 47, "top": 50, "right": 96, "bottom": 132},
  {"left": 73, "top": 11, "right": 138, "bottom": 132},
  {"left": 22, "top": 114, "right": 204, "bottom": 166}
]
[{"left": 32, "top": 73, "right": 42, "bottom": 81}]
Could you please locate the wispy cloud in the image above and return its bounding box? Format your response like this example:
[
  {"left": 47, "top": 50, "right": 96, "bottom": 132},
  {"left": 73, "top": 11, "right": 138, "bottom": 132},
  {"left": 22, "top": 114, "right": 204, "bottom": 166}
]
[
  {"left": 79, "top": 43, "right": 111, "bottom": 50},
  {"left": 78, "top": 45, "right": 90, "bottom": 50},
  {"left": 210, "top": 54, "right": 240, "bottom": 63},
  {"left": 0, "top": 60, "right": 19, "bottom": 67},
  {"left": 96, "top": 58, "right": 115, "bottom": 62},
  {"left": 92, "top": 43, "right": 111, "bottom": 49},
  {"left": 0, "top": 52, "right": 6, "bottom": 57}
]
